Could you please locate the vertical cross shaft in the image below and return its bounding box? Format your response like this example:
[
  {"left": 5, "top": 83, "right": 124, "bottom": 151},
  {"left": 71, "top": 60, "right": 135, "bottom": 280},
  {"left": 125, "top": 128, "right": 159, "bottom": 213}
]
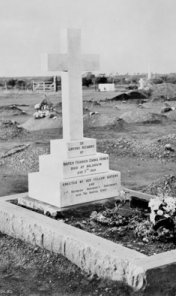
[
  {"left": 45, "top": 28, "right": 99, "bottom": 142},
  {"left": 62, "top": 29, "right": 83, "bottom": 141}
]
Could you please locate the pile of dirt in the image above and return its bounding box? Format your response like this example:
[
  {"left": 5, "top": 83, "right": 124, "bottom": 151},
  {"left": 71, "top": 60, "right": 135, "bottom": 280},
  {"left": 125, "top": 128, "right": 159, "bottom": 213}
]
[
  {"left": 119, "top": 110, "right": 167, "bottom": 124},
  {"left": 20, "top": 116, "right": 62, "bottom": 131},
  {"left": 0, "top": 105, "right": 27, "bottom": 117},
  {"left": 0, "top": 120, "right": 28, "bottom": 140},
  {"left": 143, "top": 174, "right": 176, "bottom": 197},
  {"left": 151, "top": 83, "right": 176, "bottom": 101},
  {"left": 107, "top": 91, "right": 147, "bottom": 102},
  {"left": 84, "top": 113, "right": 125, "bottom": 128}
]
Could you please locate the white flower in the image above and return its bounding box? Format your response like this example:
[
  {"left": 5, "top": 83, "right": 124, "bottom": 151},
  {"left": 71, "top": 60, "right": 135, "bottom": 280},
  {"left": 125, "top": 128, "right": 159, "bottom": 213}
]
[
  {"left": 149, "top": 197, "right": 162, "bottom": 211},
  {"left": 163, "top": 196, "right": 176, "bottom": 214},
  {"left": 157, "top": 210, "right": 163, "bottom": 216},
  {"left": 150, "top": 211, "right": 156, "bottom": 224},
  {"left": 149, "top": 195, "right": 176, "bottom": 224}
]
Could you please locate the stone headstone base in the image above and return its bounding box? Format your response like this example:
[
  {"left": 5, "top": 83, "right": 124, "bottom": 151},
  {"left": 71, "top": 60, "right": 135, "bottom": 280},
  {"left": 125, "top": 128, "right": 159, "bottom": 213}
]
[{"left": 18, "top": 192, "right": 124, "bottom": 217}]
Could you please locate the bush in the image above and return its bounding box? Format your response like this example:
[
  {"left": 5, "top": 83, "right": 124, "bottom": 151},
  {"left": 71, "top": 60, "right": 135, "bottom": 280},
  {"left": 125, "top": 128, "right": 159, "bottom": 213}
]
[
  {"left": 95, "top": 75, "right": 108, "bottom": 84},
  {"left": 16, "top": 80, "right": 26, "bottom": 90},
  {"left": 82, "top": 77, "right": 92, "bottom": 87},
  {"left": 7, "top": 79, "right": 17, "bottom": 88}
]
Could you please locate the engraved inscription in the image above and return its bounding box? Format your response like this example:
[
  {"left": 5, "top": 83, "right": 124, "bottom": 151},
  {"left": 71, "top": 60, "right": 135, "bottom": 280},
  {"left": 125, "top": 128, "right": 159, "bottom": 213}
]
[
  {"left": 67, "top": 139, "right": 96, "bottom": 157},
  {"left": 62, "top": 154, "right": 109, "bottom": 178},
  {"left": 62, "top": 173, "right": 119, "bottom": 199}
]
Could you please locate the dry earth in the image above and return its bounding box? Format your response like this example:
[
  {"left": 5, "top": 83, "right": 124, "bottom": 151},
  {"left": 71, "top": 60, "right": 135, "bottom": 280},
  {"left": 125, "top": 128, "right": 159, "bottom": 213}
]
[{"left": 0, "top": 89, "right": 176, "bottom": 295}]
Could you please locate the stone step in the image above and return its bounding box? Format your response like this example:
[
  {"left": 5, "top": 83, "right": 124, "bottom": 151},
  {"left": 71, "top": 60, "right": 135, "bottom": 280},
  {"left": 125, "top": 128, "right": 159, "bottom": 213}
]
[
  {"left": 50, "top": 137, "right": 97, "bottom": 159},
  {"left": 39, "top": 152, "right": 109, "bottom": 179},
  {"left": 28, "top": 170, "right": 121, "bottom": 208}
]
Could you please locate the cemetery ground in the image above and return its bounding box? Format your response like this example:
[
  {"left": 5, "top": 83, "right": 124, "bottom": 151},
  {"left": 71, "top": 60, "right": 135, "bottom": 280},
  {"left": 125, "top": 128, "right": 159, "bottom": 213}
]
[{"left": 1, "top": 89, "right": 176, "bottom": 295}]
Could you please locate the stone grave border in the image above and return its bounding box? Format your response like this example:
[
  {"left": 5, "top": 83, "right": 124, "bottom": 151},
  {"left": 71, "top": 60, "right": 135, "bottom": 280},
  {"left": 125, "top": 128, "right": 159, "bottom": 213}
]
[{"left": 0, "top": 189, "right": 176, "bottom": 291}]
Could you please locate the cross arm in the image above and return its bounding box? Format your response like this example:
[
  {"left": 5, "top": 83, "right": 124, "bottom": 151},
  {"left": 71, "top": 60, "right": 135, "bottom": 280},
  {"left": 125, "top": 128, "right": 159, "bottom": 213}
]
[
  {"left": 48, "top": 54, "right": 68, "bottom": 72},
  {"left": 42, "top": 53, "right": 99, "bottom": 73}
]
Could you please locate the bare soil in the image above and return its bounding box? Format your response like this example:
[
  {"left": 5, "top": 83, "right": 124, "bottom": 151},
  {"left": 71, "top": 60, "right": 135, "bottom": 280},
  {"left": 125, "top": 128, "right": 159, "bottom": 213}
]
[
  {"left": 63, "top": 200, "right": 176, "bottom": 256},
  {"left": 1, "top": 90, "right": 176, "bottom": 295}
]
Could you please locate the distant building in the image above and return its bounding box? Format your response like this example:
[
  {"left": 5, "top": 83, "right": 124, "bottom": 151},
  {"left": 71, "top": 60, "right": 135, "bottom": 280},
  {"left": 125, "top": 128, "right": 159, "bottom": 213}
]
[{"left": 98, "top": 83, "right": 115, "bottom": 92}]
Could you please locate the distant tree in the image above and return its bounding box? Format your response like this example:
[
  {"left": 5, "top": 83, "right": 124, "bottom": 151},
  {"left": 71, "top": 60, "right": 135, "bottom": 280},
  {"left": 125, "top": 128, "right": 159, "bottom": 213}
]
[
  {"left": 82, "top": 77, "right": 92, "bottom": 87},
  {"left": 160, "top": 75, "right": 168, "bottom": 83},
  {"left": 0, "top": 80, "right": 4, "bottom": 87},
  {"left": 107, "top": 76, "right": 114, "bottom": 83},
  {"left": 152, "top": 77, "right": 164, "bottom": 84},
  {"left": 95, "top": 75, "right": 108, "bottom": 84},
  {"left": 16, "top": 80, "right": 26, "bottom": 90},
  {"left": 166, "top": 75, "right": 176, "bottom": 84},
  {"left": 26, "top": 82, "right": 33, "bottom": 90},
  {"left": 7, "top": 79, "right": 17, "bottom": 88},
  {"left": 113, "top": 76, "right": 121, "bottom": 84},
  {"left": 130, "top": 76, "right": 138, "bottom": 84}
]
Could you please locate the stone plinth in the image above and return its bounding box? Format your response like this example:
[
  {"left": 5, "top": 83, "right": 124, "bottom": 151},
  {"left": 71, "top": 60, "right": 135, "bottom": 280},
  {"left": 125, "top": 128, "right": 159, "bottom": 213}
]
[
  {"left": 39, "top": 152, "right": 109, "bottom": 179},
  {"left": 50, "top": 138, "right": 96, "bottom": 158},
  {"left": 28, "top": 138, "right": 121, "bottom": 208},
  {"left": 27, "top": 29, "right": 121, "bottom": 209}
]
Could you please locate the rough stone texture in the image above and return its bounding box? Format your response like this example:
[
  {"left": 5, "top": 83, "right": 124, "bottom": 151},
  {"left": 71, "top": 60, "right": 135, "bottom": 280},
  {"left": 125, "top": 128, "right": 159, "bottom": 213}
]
[
  {"left": 1, "top": 193, "right": 176, "bottom": 292},
  {"left": 0, "top": 195, "right": 146, "bottom": 290},
  {"left": 131, "top": 251, "right": 176, "bottom": 292}
]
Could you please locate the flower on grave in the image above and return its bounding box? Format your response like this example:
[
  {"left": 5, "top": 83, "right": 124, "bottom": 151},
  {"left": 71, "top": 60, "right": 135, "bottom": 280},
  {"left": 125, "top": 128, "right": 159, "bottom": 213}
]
[
  {"left": 163, "top": 196, "right": 176, "bottom": 215},
  {"left": 150, "top": 211, "right": 156, "bottom": 224},
  {"left": 149, "top": 195, "right": 176, "bottom": 225},
  {"left": 148, "top": 196, "right": 162, "bottom": 211},
  {"left": 157, "top": 209, "right": 163, "bottom": 216}
]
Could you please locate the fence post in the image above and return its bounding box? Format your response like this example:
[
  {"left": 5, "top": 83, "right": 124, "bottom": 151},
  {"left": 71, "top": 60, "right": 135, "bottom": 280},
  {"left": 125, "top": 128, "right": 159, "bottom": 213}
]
[{"left": 53, "top": 76, "right": 57, "bottom": 92}]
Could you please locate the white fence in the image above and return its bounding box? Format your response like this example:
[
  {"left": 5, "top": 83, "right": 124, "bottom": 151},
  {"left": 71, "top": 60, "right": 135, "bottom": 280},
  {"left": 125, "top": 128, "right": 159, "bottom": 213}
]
[{"left": 32, "top": 79, "right": 57, "bottom": 92}]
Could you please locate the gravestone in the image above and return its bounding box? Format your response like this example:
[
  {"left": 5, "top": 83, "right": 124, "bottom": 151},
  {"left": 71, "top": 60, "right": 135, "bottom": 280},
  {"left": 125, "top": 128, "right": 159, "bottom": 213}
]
[{"left": 27, "top": 28, "right": 121, "bottom": 208}]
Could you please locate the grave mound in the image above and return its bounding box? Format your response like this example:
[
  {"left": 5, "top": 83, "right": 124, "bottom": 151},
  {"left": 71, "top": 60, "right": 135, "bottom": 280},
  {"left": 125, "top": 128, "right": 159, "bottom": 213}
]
[
  {"left": 21, "top": 112, "right": 122, "bottom": 131},
  {"left": 20, "top": 116, "right": 62, "bottom": 131},
  {"left": 0, "top": 105, "right": 27, "bottom": 117},
  {"left": 119, "top": 110, "right": 168, "bottom": 124},
  {"left": 107, "top": 91, "right": 147, "bottom": 102},
  {"left": 0, "top": 120, "right": 27, "bottom": 140},
  {"left": 151, "top": 83, "right": 176, "bottom": 101},
  {"left": 143, "top": 174, "right": 176, "bottom": 197},
  {"left": 22, "top": 197, "right": 176, "bottom": 257},
  {"left": 84, "top": 113, "right": 125, "bottom": 128}
]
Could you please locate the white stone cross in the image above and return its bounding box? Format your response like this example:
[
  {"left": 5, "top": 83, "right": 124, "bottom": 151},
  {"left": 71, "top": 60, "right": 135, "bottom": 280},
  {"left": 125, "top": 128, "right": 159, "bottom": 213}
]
[{"left": 45, "top": 28, "right": 99, "bottom": 141}]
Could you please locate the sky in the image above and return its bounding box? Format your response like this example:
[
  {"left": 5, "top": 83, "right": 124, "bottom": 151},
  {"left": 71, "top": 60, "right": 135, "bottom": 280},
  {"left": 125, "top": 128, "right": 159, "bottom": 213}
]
[{"left": 0, "top": 0, "right": 176, "bottom": 76}]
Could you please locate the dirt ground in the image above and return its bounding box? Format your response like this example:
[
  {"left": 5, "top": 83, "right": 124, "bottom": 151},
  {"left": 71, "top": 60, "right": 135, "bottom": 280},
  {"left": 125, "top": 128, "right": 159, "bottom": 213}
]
[{"left": 1, "top": 89, "right": 176, "bottom": 295}]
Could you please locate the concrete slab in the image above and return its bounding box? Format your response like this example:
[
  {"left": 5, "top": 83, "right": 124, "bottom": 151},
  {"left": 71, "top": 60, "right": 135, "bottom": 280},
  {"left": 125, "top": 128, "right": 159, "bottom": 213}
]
[
  {"left": 18, "top": 193, "right": 125, "bottom": 216},
  {"left": 0, "top": 194, "right": 146, "bottom": 290}
]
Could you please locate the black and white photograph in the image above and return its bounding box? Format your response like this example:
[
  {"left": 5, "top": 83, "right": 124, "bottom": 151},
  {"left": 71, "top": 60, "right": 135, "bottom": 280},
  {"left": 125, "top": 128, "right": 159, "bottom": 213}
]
[{"left": 0, "top": 0, "right": 176, "bottom": 295}]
